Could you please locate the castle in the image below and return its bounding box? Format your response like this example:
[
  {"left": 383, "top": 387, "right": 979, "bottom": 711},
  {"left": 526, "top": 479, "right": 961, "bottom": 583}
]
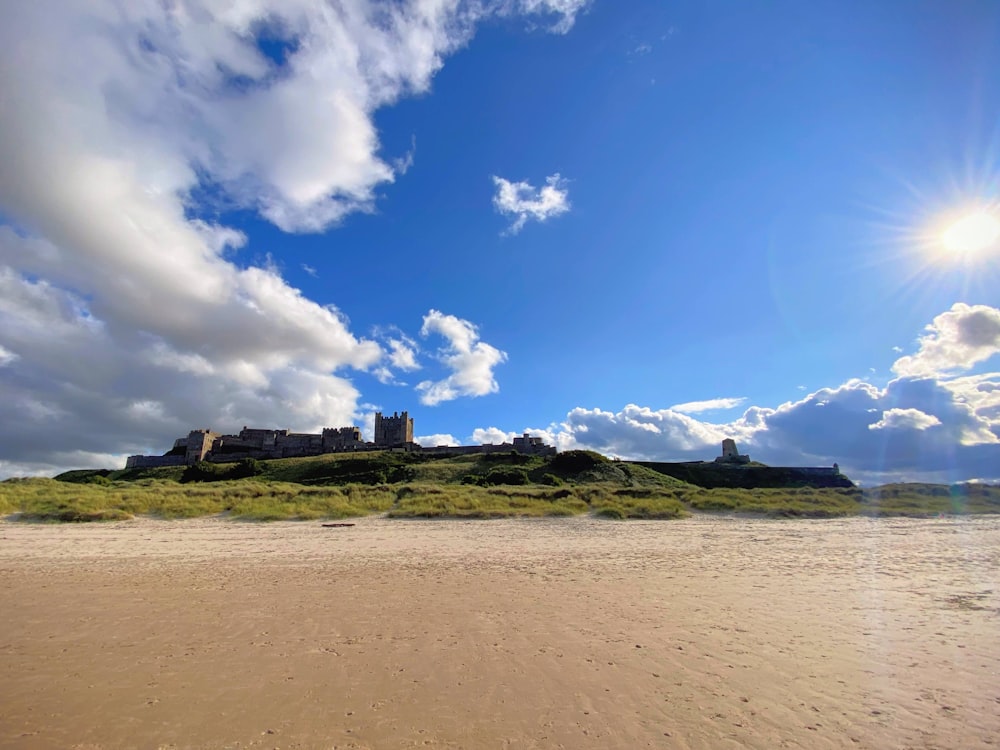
[{"left": 125, "top": 411, "right": 555, "bottom": 468}]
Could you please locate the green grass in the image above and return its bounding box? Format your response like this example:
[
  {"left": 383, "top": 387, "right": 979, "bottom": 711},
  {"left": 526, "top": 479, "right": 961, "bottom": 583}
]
[
  {"left": 585, "top": 487, "right": 689, "bottom": 519},
  {"left": 684, "top": 487, "right": 860, "bottom": 517},
  {"left": 859, "top": 483, "right": 1000, "bottom": 516},
  {"left": 29, "top": 451, "right": 1000, "bottom": 522},
  {"left": 0, "top": 478, "right": 395, "bottom": 522},
  {"left": 387, "top": 484, "right": 589, "bottom": 518}
]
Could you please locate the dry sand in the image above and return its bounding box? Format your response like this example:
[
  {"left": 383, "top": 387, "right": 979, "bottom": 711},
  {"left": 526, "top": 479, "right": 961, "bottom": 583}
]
[{"left": 1, "top": 515, "right": 998, "bottom": 749}]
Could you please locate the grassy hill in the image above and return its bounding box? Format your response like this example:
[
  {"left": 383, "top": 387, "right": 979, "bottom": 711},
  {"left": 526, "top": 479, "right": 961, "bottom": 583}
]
[
  {"left": 1, "top": 450, "right": 996, "bottom": 522},
  {"left": 53, "top": 450, "right": 690, "bottom": 489}
]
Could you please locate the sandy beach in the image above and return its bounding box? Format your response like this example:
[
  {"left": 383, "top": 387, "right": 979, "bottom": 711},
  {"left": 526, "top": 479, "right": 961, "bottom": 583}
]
[{"left": 1, "top": 515, "right": 998, "bottom": 749}]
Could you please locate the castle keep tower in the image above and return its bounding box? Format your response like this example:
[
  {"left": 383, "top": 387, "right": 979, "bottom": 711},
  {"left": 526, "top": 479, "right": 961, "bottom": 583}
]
[{"left": 374, "top": 411, "right": 414, "bottom": 447}]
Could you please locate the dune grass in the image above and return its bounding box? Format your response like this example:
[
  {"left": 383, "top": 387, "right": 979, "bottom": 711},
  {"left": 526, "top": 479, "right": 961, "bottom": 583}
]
[
  {"left": 573, "top": 486, "right": 689, "bottom": 519},
  {"left": 19, "top": 456, "right": 1000, "bottom": 523},
  {"left": 859, "top": 483, "right": 1000, "bottom": 516},
  {"left": 387, "top": 484, "right": 589, "bottom": 518},
  {"left": 0, "top": 478, "right": 395, "bottom": 522},
  {"left": 684, "top": 487, "right": 861, "bottom": 517}
]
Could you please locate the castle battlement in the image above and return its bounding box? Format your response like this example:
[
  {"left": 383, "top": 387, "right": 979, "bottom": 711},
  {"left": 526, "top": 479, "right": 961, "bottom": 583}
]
[{"left": 124, "top": 410, "right": 554, "bottom": 468}]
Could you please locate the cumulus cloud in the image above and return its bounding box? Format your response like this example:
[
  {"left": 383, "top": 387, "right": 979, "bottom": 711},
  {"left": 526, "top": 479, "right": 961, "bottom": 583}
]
[
  {"left": 868, "top": 408, "right": 942, "bottom": 432},
  {"left": 415, "top": 433, "right": 459, "bottom": 447},
  {"left": 892, "top": 303, "right": 1000, "bottom": 378},
  {"left": 0, "top": 1, "right": 585, "bottom": 476},
  {"left": 544, "top": 367, "right": 1000, "bottom": 482},
  {"left": 670, "top": 397, "right": 747, "bottom": 414},
  {"left": 492, "top": 174, "right": 570, "bottom": 234},
  {"left": 368, "top": 330, "right": 421, "bottom": 385},
  {"left": 388, "top": 337, "right": 421, "bottom": 371},
  {"left": 472, "top": 427, "right": 518, "bottom": 445},
  {"left": 550, "top": 405, "right": 729, "bottom": 460},
  {"left": 481, "top": 304, "right": 1000, "bottom": 482},
  {"left": 470, "top": 426, "right": 558, "bottom": 447},
  {"left": 416, "top": 310, "right": 507, "bottom": 405}
]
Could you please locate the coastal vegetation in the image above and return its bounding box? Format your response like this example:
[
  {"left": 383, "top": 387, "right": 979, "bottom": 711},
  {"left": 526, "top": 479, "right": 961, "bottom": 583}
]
[{"left": 1, "top": 449, "right": 998, "bottom": 522}]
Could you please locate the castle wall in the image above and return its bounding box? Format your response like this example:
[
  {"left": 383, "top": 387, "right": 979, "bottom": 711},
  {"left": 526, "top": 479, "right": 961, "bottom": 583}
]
[
  {"left": 185, "top": 430, "right": 219, "bottom": 464},
  {"left": 323, "top": 427, "right": 364, "bottom": 451},
  {"left": 124, "top": 411, "right": 558, "bottom": 468},
  {"left": 276, "top": 432, "right": 324, "bottom": 457},
  {"left": 125, "top": 454, "right": 186, "bottom": 469}
]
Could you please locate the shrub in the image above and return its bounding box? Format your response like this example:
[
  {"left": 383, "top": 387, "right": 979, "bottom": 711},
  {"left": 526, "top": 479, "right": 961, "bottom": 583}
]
[
  {"left": 231, "top": 458, "right": 263, "bottom": 478},
  {"left": 549, "top": 450, "right": 608, "bottom": 474},
  {"left": 481, "top": 466, "right": 530, "bottom": 486}
]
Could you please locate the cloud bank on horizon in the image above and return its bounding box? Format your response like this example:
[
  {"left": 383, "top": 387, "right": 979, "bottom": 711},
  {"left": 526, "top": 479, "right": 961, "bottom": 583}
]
[{"left": 1, "top": 2, "right": 998, "bottom": 485}]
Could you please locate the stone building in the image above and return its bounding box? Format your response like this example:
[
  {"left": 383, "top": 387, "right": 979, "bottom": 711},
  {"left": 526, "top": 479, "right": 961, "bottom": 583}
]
[
  {"left": 185, "top": 429, "right": 220, "bottom": 464},
  {"left": 322, "top": 426, "right": 365, "bottom": 451},
  {"left": 374, "top": 411, "right": 414, "bottom": 447},
  {"left": 512, "top": 433, "right": 556, "bottom": 456},
  {"left": 124, "top": 409, "right": 558, "bottom": 468},
  {"left": 715, "top": 438, "right": 750, "bottom": 464}
]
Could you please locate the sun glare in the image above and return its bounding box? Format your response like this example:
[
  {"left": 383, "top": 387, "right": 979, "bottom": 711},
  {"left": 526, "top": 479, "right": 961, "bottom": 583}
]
[{"left": 942, "top": 212, "right": 1000, "bottom": 254}]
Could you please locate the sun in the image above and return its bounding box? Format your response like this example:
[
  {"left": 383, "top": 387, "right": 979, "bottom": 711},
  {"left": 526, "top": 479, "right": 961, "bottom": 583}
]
[{"left": 942, "top": 212, "right": 1000, "bottom": 255}]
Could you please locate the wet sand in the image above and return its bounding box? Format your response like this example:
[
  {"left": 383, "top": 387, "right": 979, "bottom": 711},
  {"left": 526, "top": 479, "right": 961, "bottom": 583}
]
[{"left": 1, "top": 515, "right": 998, "bottom": 749}]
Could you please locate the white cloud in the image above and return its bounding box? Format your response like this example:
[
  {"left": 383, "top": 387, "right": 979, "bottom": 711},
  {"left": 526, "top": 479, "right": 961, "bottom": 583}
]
[
  {"left": 892, "top": 303, "right": 1000, "bottom": 378},
  {"left": 368, "top": 332, "right": 421, "bottom": 385},
  {"left": 415, "top": 433, "right": 459, "bottom": 447},
  {"left": 538, "top": 377, "right": 999, "bottom": 482},
  {"left": 492, "top": 174, "right": 570, "bottom": 234},
  {"left": 301, "top": 264, "right": 318, "bottom": 278},
  {"left": 0, "top": 452, "right": 130, "bottom": 481},
  {"left": 868, "top": 408, "right": 942, "bottom": 431},
  {"left": 416, "top": 310, "right": 507, "bottom": 405},
  {"left": 670, "top": 397, "right": 747, "bottom": 414},
  {"left": 0, "top": 1, "right": 581, "bottom": 477},
  {"left": 388, "top": 337, "right": 421, "bottom": 371},
  {"left": 473, "top": 311, "right": 999, "bottom": 481},
  {"left": 372, "top": 367, "right": 397, "bottom": 385},
  {"left": 393, "top": 136, "right": 417, "bottom": 176},
  {"left": 550, "top": 404, "right": 729, "bottom": 460},
  {"left": 505, "top": 0, "right": 591, "bottom": 33},
  {"left": 0, "top": 344, "right": 18, "bottom": 367},
  {"left": 472, "top": 427, "right": 517, "bottom": 445},
  {"left": 470, "top": 426, "right": 559, "bottom": 447}
]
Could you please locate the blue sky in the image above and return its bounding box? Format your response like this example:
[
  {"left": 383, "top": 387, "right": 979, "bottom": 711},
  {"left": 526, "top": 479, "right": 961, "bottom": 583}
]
[{"left": 2, "top": 0, "right": 999, "bottom": 483}]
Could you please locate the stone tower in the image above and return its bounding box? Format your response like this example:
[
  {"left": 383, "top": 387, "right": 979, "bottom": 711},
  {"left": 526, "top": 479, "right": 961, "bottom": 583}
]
[
  {"left": 716, "top": 438, "right": 750, "bottom": 464},
  {"left": 374, "top": 411, "right": 414, "bottom": 447}
]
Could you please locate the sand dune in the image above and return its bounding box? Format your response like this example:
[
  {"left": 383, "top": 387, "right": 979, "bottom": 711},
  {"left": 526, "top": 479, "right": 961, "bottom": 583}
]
[{"left": 1, "top": 515, "right": 998, "bottom": 749}]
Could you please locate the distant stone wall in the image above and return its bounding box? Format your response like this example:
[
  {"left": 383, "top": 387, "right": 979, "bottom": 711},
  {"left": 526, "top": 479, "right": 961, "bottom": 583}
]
[
  {"left": 123, "top": 412, "right": 558, "bottom": 468},
  {"left": 125, "top": 454, "right": 186, "bottom": 469},
  {"left": 789, "top": 467, "right": 840, "bottom": 477},
  {"left": 419, "top": 442, "right": 557, "bottom": 458}
]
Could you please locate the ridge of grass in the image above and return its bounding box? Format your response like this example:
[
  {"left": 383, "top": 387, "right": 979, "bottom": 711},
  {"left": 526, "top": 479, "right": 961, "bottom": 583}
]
[
  {"left": 5, "top": 477, "right": 1000, "bottom": 522},
  {"left": 29, "top": 451, "right": 1000, "bottom": 522},
  {"left": 387, "top": 483, "right": 588, "bottom": 518},
  {"left": 0, "top": 478, "right": 395, "bottom": 522}
]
